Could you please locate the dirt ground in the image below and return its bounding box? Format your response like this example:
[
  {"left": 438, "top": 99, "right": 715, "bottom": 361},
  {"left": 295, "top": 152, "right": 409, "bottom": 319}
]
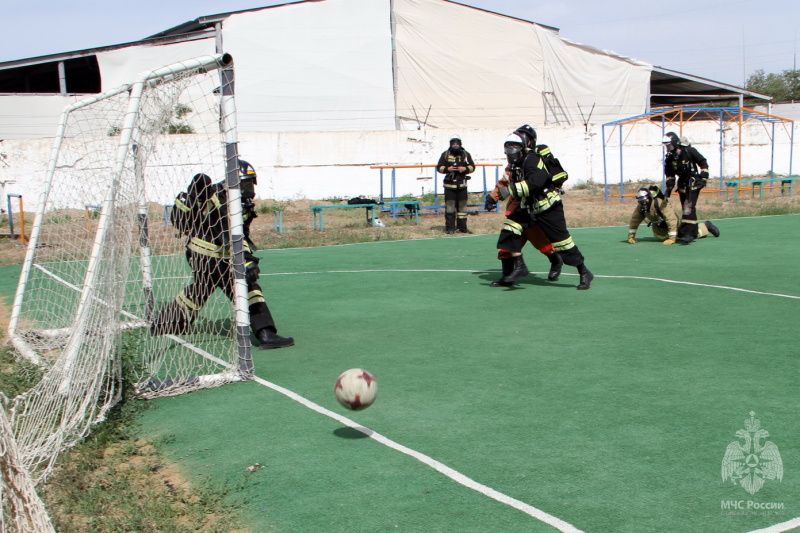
[
  {"left": 241, "top": 183, "right": 800, "bottom": 250},
  {"left": 1, "top": 183, "right": 799, "bottom": 266}
]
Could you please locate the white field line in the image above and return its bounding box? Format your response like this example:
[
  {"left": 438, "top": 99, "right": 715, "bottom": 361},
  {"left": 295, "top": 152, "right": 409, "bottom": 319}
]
[
  {"left": 32, "top": 264, "right": 157, "bottom": 321},
  {"left": 254, "top": 212, "right": 800, "bottom": 252},
  {"left": 747, "top": 517, "right": 800, "bottom": 533},
  {"left": 250, "top": 374, "right": 584, "bottom": 533},
  {"left": 26, "top": 263, "right": 796, "bottom": 531},
  {"left": 30, "top": 264, "right": 237, "bottom": 372},
  {"left": 27, "top": 263, "right": 582, "bottom": 530},
  {"left": 260, "top": 268, "right": 800, "bottom": 532},
  {"left": 263, "top": 269, "right": 800, "bottom": 300}
]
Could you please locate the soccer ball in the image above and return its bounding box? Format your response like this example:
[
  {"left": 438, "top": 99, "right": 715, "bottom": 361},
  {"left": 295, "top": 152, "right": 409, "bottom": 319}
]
[{"left": 334, "top": 368, "right": 378, "bottom": 411}]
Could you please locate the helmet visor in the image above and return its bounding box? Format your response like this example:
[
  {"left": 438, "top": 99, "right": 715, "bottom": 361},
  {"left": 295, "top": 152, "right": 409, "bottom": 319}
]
[
  {"left": 636, "top": 190, "right": 651, "bottom": 212},
  {"left": 241, "top": 178, "right": 255, "bottom": 201},
  {"left": 504, "top": 143, "right": 524, "bottom": 165}
]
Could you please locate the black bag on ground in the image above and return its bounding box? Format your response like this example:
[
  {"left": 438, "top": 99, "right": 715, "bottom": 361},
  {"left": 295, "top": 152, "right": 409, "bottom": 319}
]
[{"left": 347, "top": 196, "right": 378, "bottom": 205}]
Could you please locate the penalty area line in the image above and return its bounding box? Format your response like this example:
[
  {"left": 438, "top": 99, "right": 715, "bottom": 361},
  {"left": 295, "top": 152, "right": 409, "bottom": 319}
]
[
  {"left": 595, "top": 274, "right": 800, "bottom": 300},
  {"left": 250, "top": 374, "right": 585, "bottom": 533},
  {"left": 264, "top": 269, "right": 800, "bottom": 300}
]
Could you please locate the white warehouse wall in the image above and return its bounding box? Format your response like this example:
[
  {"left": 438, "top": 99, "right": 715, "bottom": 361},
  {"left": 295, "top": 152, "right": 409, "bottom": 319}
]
[{"left": 1, "top": 120, "right": 796, "bottom": 210}]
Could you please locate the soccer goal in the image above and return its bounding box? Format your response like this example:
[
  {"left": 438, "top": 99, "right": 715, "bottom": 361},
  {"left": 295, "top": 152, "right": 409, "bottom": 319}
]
[{"left": 4, "top": 53, "right": 253, "bottom": 488}]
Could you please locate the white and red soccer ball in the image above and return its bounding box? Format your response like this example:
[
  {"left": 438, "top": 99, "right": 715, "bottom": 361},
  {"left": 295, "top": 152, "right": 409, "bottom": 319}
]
[{"left": 334, "top": 368, "right": 378, "bottom": 410}]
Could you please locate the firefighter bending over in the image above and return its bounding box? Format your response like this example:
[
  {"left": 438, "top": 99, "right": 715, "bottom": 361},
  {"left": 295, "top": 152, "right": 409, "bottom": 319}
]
[{"left": 151, "top": 160, "right": 294, "bottom": 349}]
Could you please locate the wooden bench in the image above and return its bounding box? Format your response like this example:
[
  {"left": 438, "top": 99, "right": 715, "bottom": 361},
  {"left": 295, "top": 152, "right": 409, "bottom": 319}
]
[
  {"left": 311, "top": 201, "right": 419, "bottom": 231},
  {"left": 724, "top": 177, "right": 800, "bottom": 200}
]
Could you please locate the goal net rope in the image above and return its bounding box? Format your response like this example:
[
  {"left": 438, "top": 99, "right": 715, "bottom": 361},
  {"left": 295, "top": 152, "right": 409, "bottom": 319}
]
[{"left": 2, "top": 54, "right": 252, "bottom": 519}]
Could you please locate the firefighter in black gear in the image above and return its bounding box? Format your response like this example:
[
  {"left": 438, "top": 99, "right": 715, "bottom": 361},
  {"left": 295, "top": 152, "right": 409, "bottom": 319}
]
[
  {"left": 436, "top": 136, "right": 476, "bottom": 234},
  {"left": 487, "top": 168, "right": 563, "bottom": 287},
  {"left": 663, "top": 132, "right": 709, "bottom": 243},
  {"left": 151, "top": 160, "right": 294, "bottom": 349},
  {"left": 496, "top": 125, "right": 593, "bottom": 290}
]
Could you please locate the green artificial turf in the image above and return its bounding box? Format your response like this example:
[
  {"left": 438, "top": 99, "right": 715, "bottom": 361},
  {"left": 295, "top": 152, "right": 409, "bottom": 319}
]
[{"left": 4, "top": 215, "right": 799, "bottom": 532}]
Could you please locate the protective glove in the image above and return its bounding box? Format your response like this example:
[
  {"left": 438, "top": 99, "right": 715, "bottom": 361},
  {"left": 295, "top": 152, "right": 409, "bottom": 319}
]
[
  {"left": 665, "top": 178, "right": 675, "bottom": 197},
  {"left": 244, "top": 252, "right": 261, "bottom": 284},
  {"left": 696, "top": 178, "right": 707, "bottom": 190},
  {"left": 245, "top": 261, "right": 260, "bottom": 284},
  {"left": 627, "top": 235, "right": 637, "bottom": 244},
  {"left": 663, "top": 238, "right": 676, "bottom": 245},
  {"left": 484, "top": 195, "right": 498, "bottom": 211}
]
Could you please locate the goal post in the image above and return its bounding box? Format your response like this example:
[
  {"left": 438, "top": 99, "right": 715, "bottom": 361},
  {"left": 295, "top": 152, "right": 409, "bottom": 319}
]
[{"left": 5, "top": 53, "right": 253, "bottom": 485}]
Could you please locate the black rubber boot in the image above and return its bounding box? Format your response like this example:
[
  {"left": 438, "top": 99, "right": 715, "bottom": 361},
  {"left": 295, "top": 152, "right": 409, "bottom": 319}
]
[
  {"left": 678, "top": 222, "right": 697, "bottom": 243},
  {"left": 457, "top": 217, "right": 472, "bottom": 234},
  {"left": 547, "top": 253, "right": 563, "bottom": 282},
  {"left": 257, "top": 328, "right": 295, "bottom": 350},
  {"left": 490, "top": 258, "right": 515, "bottom": 287},
  {"left": 500, "top": 255, "right": 530, "bottom": 284},
  {"left": 576, "top": 264, "right": 594, "bottom": 290},
  {"left": 445, "top": 213, "right": 456, "bottom": 234},
  {"left": 705, "top": 221, "right": 720, "bottom": 237}
]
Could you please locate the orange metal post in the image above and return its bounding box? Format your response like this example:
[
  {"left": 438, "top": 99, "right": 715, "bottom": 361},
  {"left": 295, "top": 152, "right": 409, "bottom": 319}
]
[{"left": 17, "top": 196, "right": 25, "bottom": 245}]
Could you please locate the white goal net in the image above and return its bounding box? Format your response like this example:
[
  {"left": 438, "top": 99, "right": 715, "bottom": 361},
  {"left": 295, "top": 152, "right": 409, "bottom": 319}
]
[{"left": 3, "top": 54, "right": 253, "bottom": 508}]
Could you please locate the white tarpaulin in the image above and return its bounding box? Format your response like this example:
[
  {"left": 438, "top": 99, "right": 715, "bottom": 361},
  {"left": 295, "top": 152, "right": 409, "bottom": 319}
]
[
  {"left": 394, "top": 0, "right": 546, "bottom": 129},
  {"left": 97, "top": 40, "right": 215, "bottom": 90},
  {"left": 393, "top": 0, "right": 651, "bottom": 128},
  {"left": 221, "top": 0, "right": 396, "bottom": 132},
  {"left": 538, "top": 31, "right": 652, "bottom": 125}
]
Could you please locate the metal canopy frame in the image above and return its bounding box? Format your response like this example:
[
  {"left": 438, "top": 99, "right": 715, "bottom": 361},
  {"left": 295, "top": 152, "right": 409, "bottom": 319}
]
[{"left": 601, "top": 107, "right": 796, "bottom": 202}]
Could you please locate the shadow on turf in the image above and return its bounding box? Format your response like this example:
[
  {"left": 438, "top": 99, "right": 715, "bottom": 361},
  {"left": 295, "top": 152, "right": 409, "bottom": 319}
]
[
  {"left": 472, "top": 270, "right": 573, "bottom": 289},
  {"left": 618, "top": 237, "right": 696, "bottom": 245},
  {"left": 333, "top": 427, "right": 372, "bottom": 439}
]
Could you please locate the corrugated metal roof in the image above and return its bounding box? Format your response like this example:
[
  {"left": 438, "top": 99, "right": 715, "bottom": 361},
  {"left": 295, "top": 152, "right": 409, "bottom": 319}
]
[{"left": 650, "top": 67, "right": 769, "bottom": 106}]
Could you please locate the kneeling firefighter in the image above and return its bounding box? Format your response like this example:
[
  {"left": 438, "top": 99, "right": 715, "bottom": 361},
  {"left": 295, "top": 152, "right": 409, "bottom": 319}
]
[{"left": 627, "top": 185, "right": 720, "bottom": 244}]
